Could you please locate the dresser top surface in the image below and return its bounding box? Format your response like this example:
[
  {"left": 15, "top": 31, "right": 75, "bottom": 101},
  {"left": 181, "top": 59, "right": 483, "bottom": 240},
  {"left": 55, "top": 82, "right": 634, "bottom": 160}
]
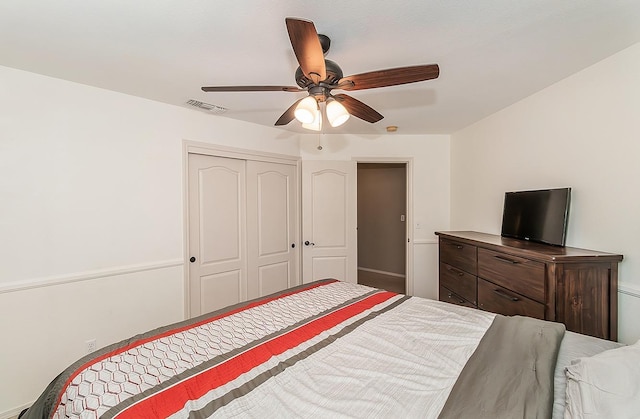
[{"left": 435, "top": 231, "right": 623, "bottom": 262}]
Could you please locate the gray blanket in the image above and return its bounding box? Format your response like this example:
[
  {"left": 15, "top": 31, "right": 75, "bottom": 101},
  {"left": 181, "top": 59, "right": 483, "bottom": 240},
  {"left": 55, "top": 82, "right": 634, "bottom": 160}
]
[{"left": 439, "top": 315, "right": 565, "bottom": 419}]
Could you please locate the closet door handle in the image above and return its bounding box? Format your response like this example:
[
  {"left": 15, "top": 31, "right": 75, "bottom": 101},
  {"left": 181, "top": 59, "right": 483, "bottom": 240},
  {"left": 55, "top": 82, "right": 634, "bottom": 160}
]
[
  {"left": 304, "top": 241, "right": 315, "bottom": 246},
  {"left": 189, "top": 256, "right": 196, "bottom": 263}
]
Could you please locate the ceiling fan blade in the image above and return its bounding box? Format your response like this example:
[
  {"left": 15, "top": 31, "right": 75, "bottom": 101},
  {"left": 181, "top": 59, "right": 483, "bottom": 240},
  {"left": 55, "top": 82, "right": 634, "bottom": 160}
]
[
  {"left": 274, "top": 98, "right": 304, "bottom": 126},
  {"left": 202, "top": 85, "right": 303, "bottom": 92},
  {"left": 333, "top": 94, "right": 383, "bottom": 123},
  {"left": 285, "top": 18, "right": 326, "bottom": 83},
  {"left": 338, "top": 64, "right": 439, "bottom": 91}
]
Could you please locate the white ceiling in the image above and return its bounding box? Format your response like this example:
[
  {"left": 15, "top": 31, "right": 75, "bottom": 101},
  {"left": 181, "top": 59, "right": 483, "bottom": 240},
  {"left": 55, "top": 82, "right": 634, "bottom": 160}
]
[{"left": 2, "top": 0, "right": 640, "bottom": 135}]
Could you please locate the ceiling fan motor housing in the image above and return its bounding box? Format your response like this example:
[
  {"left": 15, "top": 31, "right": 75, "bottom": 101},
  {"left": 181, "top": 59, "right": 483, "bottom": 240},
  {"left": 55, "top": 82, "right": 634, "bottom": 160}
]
[
  {"left": 318, "top": 34, "right": 331, "bottom": 55},
  {"left": 295, "top": 59, "right": 343, "bottom": 88}
]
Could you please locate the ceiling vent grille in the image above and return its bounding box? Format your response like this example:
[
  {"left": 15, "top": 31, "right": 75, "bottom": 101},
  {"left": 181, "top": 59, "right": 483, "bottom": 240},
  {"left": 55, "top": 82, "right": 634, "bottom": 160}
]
[{"left": 185, "top": 99, "right": 228, "bottom": 114}]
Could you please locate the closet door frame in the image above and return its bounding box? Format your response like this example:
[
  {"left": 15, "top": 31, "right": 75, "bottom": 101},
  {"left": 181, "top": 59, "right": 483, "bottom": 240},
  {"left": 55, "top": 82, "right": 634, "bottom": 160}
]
[{"left": 182, "top": 140, "right": 301, "bottom": 319}]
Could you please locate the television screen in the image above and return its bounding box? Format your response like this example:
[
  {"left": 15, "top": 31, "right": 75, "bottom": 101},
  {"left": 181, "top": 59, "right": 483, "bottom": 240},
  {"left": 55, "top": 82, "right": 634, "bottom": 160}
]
[{"left": 501, "top": 187, "right": 571, "bottom": 246}]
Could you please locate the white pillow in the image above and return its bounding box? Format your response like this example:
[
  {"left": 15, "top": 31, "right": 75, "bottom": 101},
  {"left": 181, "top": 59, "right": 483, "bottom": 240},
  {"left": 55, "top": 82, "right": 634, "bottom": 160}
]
[{"left": 565, "top": 339, "right": 640, "bottom": 418}]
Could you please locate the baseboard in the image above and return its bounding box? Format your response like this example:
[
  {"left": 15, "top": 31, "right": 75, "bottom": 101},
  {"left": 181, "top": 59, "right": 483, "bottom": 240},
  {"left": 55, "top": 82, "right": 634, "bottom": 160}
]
[
  {"left": 357, "top": 267, "right": 405, "bottom": 278},
  {"left": 412, "top": 238, "right": 438, "bottom": 245}
]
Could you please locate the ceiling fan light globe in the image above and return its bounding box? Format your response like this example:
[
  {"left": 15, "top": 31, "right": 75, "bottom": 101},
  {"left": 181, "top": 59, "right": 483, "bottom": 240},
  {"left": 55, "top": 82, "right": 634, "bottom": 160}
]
[
  {"left": 326, "top": 99, "right": 350, "bottom": 127},
  {"left": 329, "top": 113, "right": 349, "bottom": 128},
  {"left": 302, "top": 109, "right": 322, "bottom": 131},
  {"left": 294, "top": 96, "right": 318, "bottom": 124}
]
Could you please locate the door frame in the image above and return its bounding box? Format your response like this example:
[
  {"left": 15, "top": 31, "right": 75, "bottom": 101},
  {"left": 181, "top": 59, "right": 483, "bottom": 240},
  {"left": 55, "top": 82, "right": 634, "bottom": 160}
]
[
  {"left": 353, "top": 157, "right": 414, "bottom": 295},
  {"left": 182, "top": 140, "right": 301, "bottom": 318}
]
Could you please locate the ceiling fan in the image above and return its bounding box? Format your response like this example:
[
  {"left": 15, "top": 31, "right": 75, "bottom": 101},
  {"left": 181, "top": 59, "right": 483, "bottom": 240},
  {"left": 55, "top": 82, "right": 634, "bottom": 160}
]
[{"left": 201, "top": 18, "right": 440, "bottom": 130}]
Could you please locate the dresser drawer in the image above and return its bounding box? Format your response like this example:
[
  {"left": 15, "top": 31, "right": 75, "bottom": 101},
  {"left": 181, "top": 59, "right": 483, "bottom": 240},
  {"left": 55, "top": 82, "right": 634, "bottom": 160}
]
[
  {"left": 477, "top": 278, "right": 545, "bottom": 319},
  {"left": 439, "top": 285, "right": 477, "bottom": 309},
  {"left": 439, "top": 239, "right": 477, "bottom": 275},
  {"left": 439, "top": 262, "right": 477, "bottom": 304},
  {"left": 478, "top": 248, "right": 545, "bottom": 302}
]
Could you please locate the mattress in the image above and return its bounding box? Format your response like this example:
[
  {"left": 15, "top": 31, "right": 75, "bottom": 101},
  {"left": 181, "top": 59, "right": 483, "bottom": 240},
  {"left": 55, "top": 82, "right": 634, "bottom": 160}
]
[{"left": 21, "top": 279, "right": 619, "bottom": 418}]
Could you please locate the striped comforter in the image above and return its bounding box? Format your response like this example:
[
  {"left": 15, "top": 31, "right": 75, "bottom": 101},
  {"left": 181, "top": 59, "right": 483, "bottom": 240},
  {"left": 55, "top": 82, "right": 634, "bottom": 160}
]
[{"left": 23, "top": 279, "right": 496, "bottom": 418}]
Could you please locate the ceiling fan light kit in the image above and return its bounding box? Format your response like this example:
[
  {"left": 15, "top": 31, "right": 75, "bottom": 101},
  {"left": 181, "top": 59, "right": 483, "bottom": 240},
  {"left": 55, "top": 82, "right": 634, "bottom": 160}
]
[
  {"left": 201, "top": 17, "right": 440, "bottom": 131},
  {"left": 302, "top": 109, "right": 322, "bottom": 131},
  {"left": 326, "top": 98, "right": 350, "bottom": 127},
  {"left": 294, "top": 96, "right": 319, "bottom": 124}
]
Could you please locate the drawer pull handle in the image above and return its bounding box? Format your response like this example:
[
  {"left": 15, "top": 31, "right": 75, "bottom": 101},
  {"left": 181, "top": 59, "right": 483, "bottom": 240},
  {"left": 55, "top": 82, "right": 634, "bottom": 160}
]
[
  {"left": 448, "top": 293, "right": 465, "bottom": 304},
  {"left": 493, "top": 288, "right": 520, "bottom": 302},
  {"left": 447, "top": 266, "right": 465, "bottom": 276},
  {"left": 494, "top": 255, "right": 519, "bottom": 264}
]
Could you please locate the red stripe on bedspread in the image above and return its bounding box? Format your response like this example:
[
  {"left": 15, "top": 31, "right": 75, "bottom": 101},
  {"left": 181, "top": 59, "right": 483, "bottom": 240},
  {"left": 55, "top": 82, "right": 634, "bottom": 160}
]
[
  {"left": 52, "top": 279, "right": 337, "bottom": 417},
  {"left": 114, "top": 291, "right": 397, "bottom": 418}
]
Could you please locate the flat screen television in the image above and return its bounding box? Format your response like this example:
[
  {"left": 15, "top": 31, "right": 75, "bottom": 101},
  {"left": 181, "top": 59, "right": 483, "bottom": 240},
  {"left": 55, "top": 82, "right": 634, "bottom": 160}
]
[{"left": 501, "top": 187, "right": 571, "bottom": 246}]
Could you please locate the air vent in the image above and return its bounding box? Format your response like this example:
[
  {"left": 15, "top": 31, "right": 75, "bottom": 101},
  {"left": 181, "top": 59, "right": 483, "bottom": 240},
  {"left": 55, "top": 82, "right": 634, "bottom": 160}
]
[{"left": 185, "top": 99, "right": 228, "bottom": 114}]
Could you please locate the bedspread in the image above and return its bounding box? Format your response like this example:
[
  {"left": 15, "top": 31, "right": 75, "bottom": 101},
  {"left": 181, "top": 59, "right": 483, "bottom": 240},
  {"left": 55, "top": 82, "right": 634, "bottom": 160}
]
[
  {"left": 439, "top": 315, "right": 565, "bottom": 419},
  {"left": 23, "top": 279, "right": 497, "bottom": 418}
]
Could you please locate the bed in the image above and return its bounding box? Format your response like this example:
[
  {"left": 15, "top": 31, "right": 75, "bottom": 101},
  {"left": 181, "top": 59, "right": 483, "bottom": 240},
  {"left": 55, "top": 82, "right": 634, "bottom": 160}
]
[{"left": 21, "top": 279, "right": 635, "bottom": 418}]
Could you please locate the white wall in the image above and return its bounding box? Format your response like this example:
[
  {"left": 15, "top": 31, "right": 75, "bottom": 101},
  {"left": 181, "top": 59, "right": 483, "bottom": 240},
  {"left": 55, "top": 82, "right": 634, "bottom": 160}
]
[
  {"left": 450, "top": 42, "right": 640, "bottom": 344},
  {"left": 0, "top": 65, "right": 299, "bottom": 417},
  {"left": 299, "top": 134, "right": 450, "bottom": 299}
]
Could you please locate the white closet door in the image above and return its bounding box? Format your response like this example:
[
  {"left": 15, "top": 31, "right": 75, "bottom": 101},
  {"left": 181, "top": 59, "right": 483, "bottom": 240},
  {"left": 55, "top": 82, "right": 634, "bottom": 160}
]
[
  {"left": 188, "top": 154, "right": 246, "bottom": 316},
  {"left": 302, "top": 160, "right": 357, "bottom": 284},
  {"left": 246, "top": 161, "right": 299, "bottom": 299}
]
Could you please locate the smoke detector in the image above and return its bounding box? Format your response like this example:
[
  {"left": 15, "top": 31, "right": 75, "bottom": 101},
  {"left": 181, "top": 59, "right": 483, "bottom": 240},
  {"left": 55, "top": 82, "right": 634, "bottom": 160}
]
[{"left": 185, "top": 99, "right": 228, "bottom": 114}]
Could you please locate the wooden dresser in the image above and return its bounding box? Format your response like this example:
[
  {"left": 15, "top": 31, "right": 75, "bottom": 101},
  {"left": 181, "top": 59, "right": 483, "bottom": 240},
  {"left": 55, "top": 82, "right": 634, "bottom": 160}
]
[{"left": 435, "top": 231, "right": 623, "bottom": 341}]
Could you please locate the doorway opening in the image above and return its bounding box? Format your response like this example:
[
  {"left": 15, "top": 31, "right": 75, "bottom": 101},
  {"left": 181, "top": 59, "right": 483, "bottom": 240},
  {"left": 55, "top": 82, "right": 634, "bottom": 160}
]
[{"left": 356, "top": 163, "right": 407, "bottom": 294}]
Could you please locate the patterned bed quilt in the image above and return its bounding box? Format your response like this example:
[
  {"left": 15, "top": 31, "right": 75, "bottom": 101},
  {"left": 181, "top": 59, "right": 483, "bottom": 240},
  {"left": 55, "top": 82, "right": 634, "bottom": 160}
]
[{"left": 22, "top": 279, "right": 564, "bottom": 418}]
